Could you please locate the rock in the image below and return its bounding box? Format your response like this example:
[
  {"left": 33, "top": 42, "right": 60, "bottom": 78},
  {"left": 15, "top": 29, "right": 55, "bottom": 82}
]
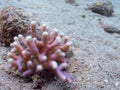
[
  {"left": 65, "top": 0, "right": 79, "bottom": 6},
  {"left": 104, "top": 26, "right": 120, "bottom": 34},
  {"left": 99, "top": 21, "right": 120, "bottom": 34},
  {"left": 0, "top": 6, "right": 31, "bottom": 46},
  {"left": 65, "top": 0, "right": 75, "bottom": 4},
  {"left": 89, "top": 1, "right": 114, "bottom": 17}
]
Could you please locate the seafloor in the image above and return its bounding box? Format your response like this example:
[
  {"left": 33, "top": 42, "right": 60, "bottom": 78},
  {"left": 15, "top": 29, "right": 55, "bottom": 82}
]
[{"left": 0, "top": 0, "right": 120, "bottom": 90}]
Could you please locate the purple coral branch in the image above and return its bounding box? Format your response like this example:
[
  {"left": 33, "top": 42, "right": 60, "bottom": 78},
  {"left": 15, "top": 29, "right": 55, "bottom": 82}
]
[
  {"left": 22, "top": 69, "right": 34, "bottom": 77},
  {"left": 16, "top": 58, "right": 23, "bottom": 71}
]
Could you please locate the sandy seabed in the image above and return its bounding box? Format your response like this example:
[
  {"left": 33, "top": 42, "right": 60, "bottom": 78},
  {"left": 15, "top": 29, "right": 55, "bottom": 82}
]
[{"left": 0, "top": 0, "right": 120, "bottom": 90}]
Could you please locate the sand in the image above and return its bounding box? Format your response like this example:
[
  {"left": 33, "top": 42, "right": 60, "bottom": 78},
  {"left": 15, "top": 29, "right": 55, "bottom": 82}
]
[{"left": 0, "top": 0, "right": 120, "bottom": 90}]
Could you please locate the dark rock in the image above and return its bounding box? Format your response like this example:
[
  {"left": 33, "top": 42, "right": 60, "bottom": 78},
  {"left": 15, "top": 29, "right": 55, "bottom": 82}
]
[
  {"left": 65, "top": 0, "right": 79, "bottom": 6},
  {"left": 65, "top": 0, "right": 75, "bottom": 4},
  {"left": 89, "top": 1, "right": 114, "bottom": 17},
  {"left": 104, "top": 26, "right": 120, "bottom": 34}
]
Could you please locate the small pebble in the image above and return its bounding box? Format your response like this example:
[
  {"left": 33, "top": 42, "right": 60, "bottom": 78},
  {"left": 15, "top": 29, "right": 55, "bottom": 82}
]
[
  {"left": 104, "top": 79, "right": 109, "bottom": 84},
  {"left": 115, "top": 82, "right": 119, "bottom": 87}
]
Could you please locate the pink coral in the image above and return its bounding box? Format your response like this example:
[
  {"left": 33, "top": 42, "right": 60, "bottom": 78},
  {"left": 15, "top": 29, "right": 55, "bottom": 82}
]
[{"left": 8, "top": 21, "right": 72, "bottom": 83}]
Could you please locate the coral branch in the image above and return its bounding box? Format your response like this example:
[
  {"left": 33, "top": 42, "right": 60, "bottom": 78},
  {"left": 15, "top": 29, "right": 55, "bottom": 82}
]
[
  {"left": 31, "top": 21, "right": 37, "bottom": 38},
  {"left": 8, "top": 21, "right": 72, "bottom": 83}
]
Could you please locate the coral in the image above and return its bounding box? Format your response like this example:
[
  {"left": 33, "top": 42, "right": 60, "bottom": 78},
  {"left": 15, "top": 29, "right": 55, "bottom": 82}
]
[
  {"left": 8, "top": 21, "right": 72, "bottom": 83},
  {"left": 0, "top": 6, "right": 30, "bottom": 46}
]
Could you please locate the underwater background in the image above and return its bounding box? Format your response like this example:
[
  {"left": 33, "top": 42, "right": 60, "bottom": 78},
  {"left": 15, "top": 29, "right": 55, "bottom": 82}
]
[{"left": 0, "top": 0, "right": 120, "bottom": 90}]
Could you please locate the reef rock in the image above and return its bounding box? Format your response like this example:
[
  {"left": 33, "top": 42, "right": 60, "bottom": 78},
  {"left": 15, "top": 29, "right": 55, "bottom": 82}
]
[{"left": 0, "top": 6, "right": 30, "bottom": 46}]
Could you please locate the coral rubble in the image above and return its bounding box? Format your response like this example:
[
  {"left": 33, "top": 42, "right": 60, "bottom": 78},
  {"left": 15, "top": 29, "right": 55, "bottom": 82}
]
[
  {"left": 8, "top": 21, "right": 72, "bottom": 83},
  {"left": 0, "top": 6, "right": 30, "bottom": 46}
]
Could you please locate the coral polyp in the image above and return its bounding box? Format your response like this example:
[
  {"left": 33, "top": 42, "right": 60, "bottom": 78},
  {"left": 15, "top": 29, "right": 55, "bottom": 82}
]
[{"left": 8, "top": 21, "right": 72, "bottom": 83}]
